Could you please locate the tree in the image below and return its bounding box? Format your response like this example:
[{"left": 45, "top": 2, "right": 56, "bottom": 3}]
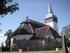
[
  {"left": 4, "top": 29, "right": 13, "bottom": 47},
  {"left": 0, "top": 0, "right": 19, "bottom": 16},
  {"left": 4, "top": 29, "right": 13, "bottom": 38},
  {"left": 61, "top": 25, "right": 70, "bottom": 38},
  {"left": 1, "top": 42, "right": 4, "bottom": 47}
]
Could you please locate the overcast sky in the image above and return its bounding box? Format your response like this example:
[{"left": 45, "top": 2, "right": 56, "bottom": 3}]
[{"left": 0, "top": 0, "right": 70, "bottom": 46}]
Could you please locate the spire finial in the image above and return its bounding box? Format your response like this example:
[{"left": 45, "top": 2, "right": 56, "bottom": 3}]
[
  {"left": 48, "top": 4, "right": 53, "bottom": 13},
  {"left": 26, "top": 16, "right": 30, "bottom": 22},
  {"left": 26, "top": 16, "right": 28, "bottom": 20}
]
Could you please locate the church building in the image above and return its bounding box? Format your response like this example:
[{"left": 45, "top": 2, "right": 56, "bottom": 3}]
[{"left": 10, "top": 4, "right": 61, "bottom": 51}]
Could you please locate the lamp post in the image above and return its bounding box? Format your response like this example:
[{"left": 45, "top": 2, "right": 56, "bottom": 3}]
[{"left": 61, "top": 33, "right": 68, "bottom": 53}]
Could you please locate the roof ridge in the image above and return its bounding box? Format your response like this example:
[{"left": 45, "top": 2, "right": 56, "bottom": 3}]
[
  {"left": 21, "top": 18, "right": 46, "bottom": 26},
  {"left": 29, "top": 19, "right": 45, "bottom": 25}
]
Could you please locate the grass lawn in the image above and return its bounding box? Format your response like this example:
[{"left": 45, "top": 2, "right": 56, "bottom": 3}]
[{"left": 0, "top": 50, "right": 63, "bottom": 53}]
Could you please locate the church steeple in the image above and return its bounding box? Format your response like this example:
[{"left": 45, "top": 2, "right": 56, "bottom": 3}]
[
  {"left": 48, "top": 4, "right": 53, "bottom": 13},
  {"left": 44, "top": 4, "right": 58, "bottom": 32},
  {"left": 45, "top": 4, "right": 56, "bottom": 19}
]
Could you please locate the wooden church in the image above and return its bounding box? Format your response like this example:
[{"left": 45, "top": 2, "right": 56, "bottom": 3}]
[{"left": 10, "top": 4, "right": 61, "bottom": 51}]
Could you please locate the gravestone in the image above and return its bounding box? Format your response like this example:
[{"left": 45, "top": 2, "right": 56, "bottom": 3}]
[
  {"left": 56, "top": 48, "right": 58, "bottom": 51},
  {"left": 19, "top": 49, "right": 23, "bottom": 53}
]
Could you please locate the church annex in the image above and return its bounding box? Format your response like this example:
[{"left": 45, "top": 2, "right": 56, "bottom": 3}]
[{"left": 10, "top": 4, "right": 61, "bottom": 51}]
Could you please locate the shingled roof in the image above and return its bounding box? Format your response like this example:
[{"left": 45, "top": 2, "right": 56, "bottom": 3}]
[
  {"left": 50, "top": 27, "right": 61, "bottom": 38},
  {"left": 21, "top": 17, "right": 46, "bottom": 27},
  {"left": 35, "top": 26, "right": 61, "bottom": 39},
  {"left": 35, "top": 26, "right": 50, "bottom": 38},
  {"left": 11, "top": 18, "right": 46, "bottom": 36},
  {"left": 11, "top": 18, "right": 61, "bottom": 39},
  {"left": 11, "top": 24, "right": 34, "bottom": 36}
]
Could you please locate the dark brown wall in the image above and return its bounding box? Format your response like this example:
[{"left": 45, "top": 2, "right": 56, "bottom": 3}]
[{"left": 14, "top": 39, "right": 60, "bottom": 51}]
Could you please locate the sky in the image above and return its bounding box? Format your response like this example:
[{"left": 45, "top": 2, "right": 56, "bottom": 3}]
[{"left": 0, "top": 0, "right": 70, "bottom": 46}]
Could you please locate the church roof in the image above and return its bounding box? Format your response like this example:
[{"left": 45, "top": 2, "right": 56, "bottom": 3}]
[
  {"left": 11, "top": 18, "right": 61, "bottom": 39},
  {"left": 35, "top": 26, "right": 61, "bottom": 39},
  {"left": 11, "top": 24, "right": 34, "bottom": 36},
  {"left": 11, "top": 18, "right": 46, "bottom": 36},
  {"left": 35, "top": 26, "right": 50, "bottom": 38},
  {"left": 50, "top": 28, "right": 61, "bottom": 38},
  {"left": 21, "top": 17, "right": 46, "bottom": 27}
]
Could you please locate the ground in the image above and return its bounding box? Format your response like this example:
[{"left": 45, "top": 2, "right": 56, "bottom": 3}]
[{"left": 0, "top": 50, "right": 63, "bottom": 53}]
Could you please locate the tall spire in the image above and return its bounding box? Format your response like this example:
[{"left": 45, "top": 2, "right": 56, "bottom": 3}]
[
  {"left": 45, "top": 4, "right": 56, "bottom": 18},
  {"left": 48, "top": 4, "right": 53, "bottom": 13}
]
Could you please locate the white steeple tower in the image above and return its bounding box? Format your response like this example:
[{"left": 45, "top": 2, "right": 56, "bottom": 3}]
[{"left": 44, "top": 4, "right": 58, "bottom": 32}]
